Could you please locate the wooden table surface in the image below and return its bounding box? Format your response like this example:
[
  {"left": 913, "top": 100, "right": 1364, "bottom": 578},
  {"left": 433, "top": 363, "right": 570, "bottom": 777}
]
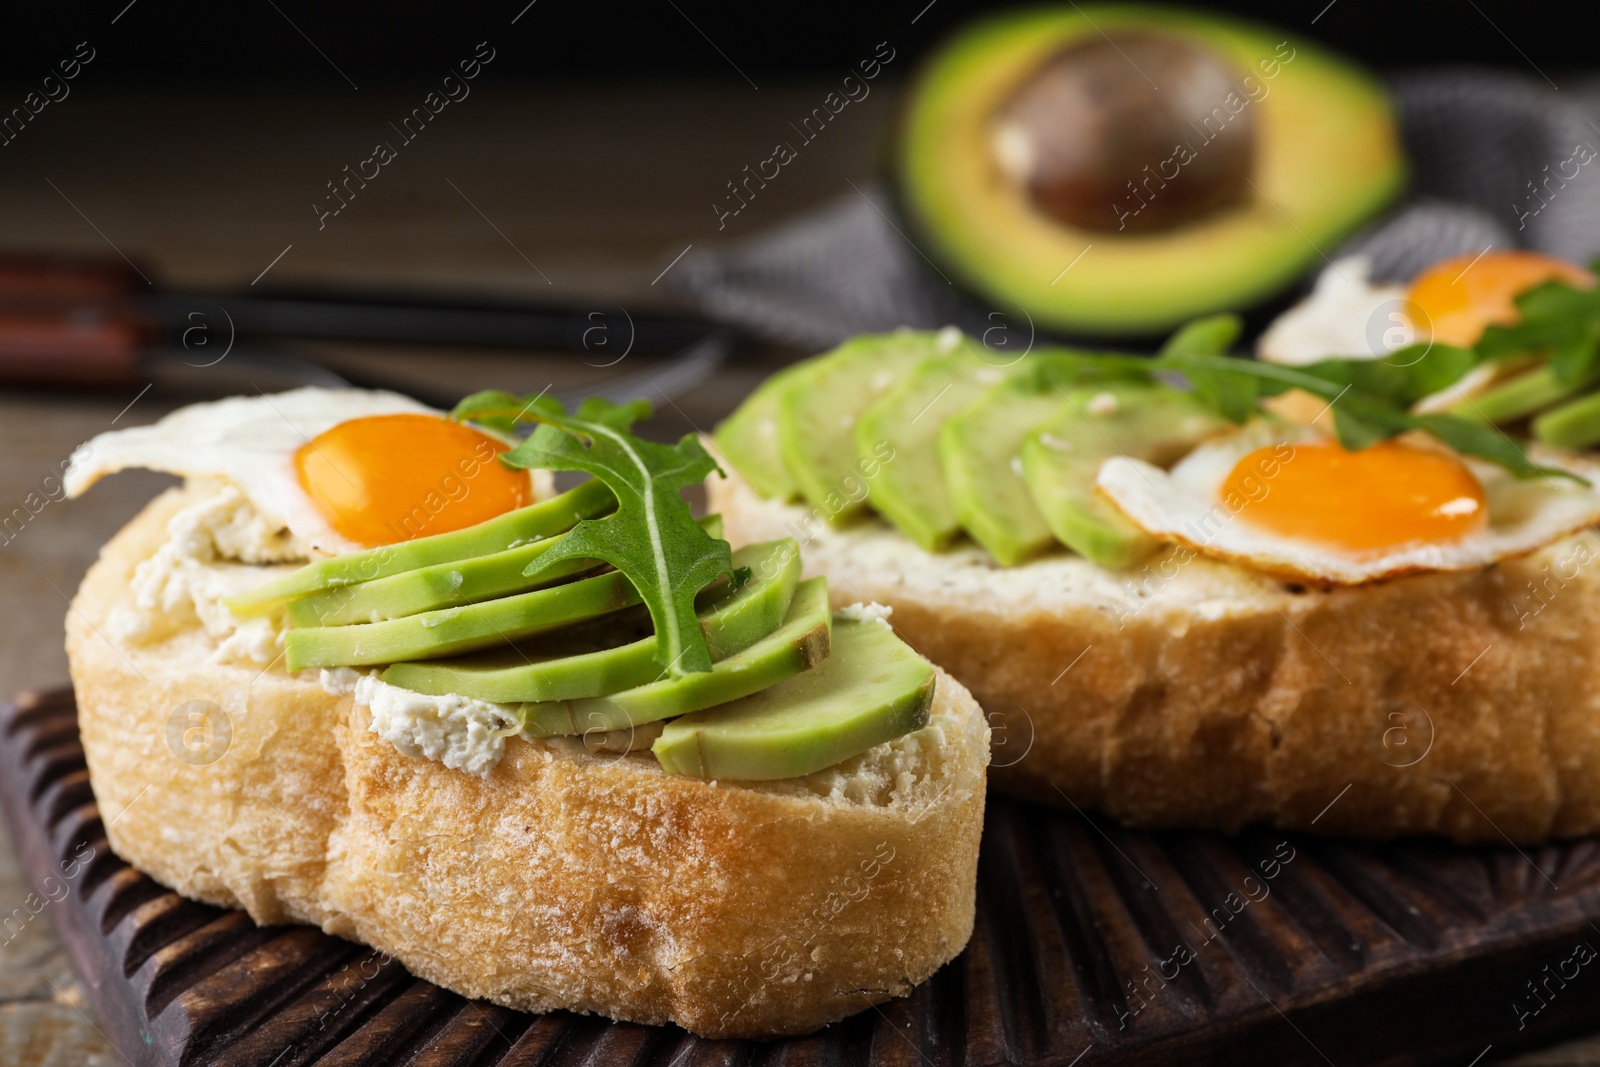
[{"left": 0, "top": 81, "right": 1592, "bottom": 1066}]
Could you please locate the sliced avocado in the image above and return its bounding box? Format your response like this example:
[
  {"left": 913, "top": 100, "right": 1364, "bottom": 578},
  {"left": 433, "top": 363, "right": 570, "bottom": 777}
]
[
  {"left": 1020, "top": 383, "right": 1230, "bottom": 567},
  {"left": 522, "top": 577, "right": 832, "bottom": 736},
  {"left": 227, "top": 478, "right": 614, "bottom": 617},
  {"left": 378, "top": 537, "right": 800, "bottom": 702},
  {"left": 895, "top": 7, "right": 1403, "bottom": 335},
  {"left": 712, "top": 363, "right": 810, "bottom": 501},
  {"left": 779, "top": 330, "right": 955, "bottom": 523},
  {"left": 1452, "top": 364, "right": 1600, "bottom": 425},
  {"left": 287, "top": 515, "right": 724, "bottom": 627},
  {"left": 856, "top": 348, "right": 1019, "bottom": 551},
  {"left": 1534, "top": 390, "right": 1600, "bottom": 448},
  {"left": 652, "top": 615, "right": 935, "bottom": 781},
  {"left": 284, "top": 568, "right": 641, "bottom": 671},
  {"left": 939, "top": 354, "right": 1138, "bottom": 564},
  {"left": 286, "top": 540, "right": 590, "bottom": 627}
]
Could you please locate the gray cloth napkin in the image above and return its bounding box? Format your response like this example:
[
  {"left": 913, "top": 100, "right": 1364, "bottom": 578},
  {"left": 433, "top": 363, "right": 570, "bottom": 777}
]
[{"left": 669, "top": 71, "right": 1600, "bottom": 350}]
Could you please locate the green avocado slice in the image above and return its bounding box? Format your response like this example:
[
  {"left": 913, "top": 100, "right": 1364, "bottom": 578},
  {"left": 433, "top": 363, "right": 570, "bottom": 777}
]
[
  {"left": 857, "top": 352, "right": 1019, "bottom": 551},
  {"left": 779, "top": 330, "right": 954, "bottom": 523},
  {"left": 284, "top": 567, "right": 641, "bottom": 671},
  {"left": 1452, "top": 363, "right": 1600, "bottom": 425},
  {"left": 286, "top": 515, "right": 724, "bottom": 627},
  {"left": 226, "top": 478, "right": 614, "bottom": 618},
  {"left": 1020, "top": 384, "right": 1230, "bottom": 567},
  {"left": 940, "top": 354, "right": 1140, "bottom": 564},
  {"left": 652, "top": 613, "right": 935, "bottom": 781},
  {"left": 377, "top": 537, "right": 800, "bottom": 702},
  {"left": 285, "top": 541, "right": 591, "bottom": 627},
  {"left": 520, "top": 576, "right": 832, "bottom": 736},
  {"left": 1534, "top": 389, "right": 1600, "bottom": 448},
  {"left": 712, "top": 363, "right": 810, "bottom": 501}
]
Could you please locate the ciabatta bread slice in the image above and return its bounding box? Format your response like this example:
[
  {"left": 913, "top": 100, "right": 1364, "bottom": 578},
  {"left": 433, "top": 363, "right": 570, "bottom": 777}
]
[{"left": 67, "top": 485, "right": 989, "bottom": 1038}]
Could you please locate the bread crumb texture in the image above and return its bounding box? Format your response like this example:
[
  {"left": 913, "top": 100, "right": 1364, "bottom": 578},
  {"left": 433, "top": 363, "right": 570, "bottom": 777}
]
[
  {"left": 711, "top": 466, "right": 1600, "bottom": 844},
  {"left": 67, "top": 486, "right": 989, "bottom": 1038}
]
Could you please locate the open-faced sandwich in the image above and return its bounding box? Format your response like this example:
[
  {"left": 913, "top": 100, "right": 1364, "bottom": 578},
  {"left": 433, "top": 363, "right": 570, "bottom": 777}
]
[
  {"left": 710, "top": 251, "right": 1600, "bottom": 845},
  {"left": 63, "top": 389, "right": 988, "bottom": 1038}
]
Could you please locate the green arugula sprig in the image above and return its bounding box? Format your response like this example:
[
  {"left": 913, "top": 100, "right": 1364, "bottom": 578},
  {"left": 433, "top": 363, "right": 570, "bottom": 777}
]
[
  {"left": 451, "top": 391, "right": 732, "bottom": 677},
  {"left": 1477, "top": 278, "right": 1600, "bottom": 385},
  {"left": 1129, "top": 313, "right": 1584, "bottom": 483}
]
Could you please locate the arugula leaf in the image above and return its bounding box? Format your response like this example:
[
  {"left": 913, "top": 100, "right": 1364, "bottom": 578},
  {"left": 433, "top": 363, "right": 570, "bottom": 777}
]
[
  {"left": 1290, "top": 343, "right": 1480, "bottom": 408},
  {"left": 1136, "top": 334, "right": 1588, "bottom": 483},
  {"left": 1476, "top": 281, "right": 1600, "bottom": 373},
  {"left": 1548, "top": 321, "right": 1600, "bottom": 385},
  {"left": 1314, "top": 393, "right": 1566, "bottom": 480},
  {"left": 1020, "top": 348, "right": 1153, "bottom": 390},
  {"left": 1159, "top": 313, "right": 1243, "bottom": 358},
  {"left": 452, "top": 393, "right": 733, "bottom": 677},
  {"left": 1409, "top": 411, "right": 1577, "bottom": 481},
  {"left": 1156, "top": 314, "right": 1256, "bottom": 421},
  {"left": 1324, "top": 392, "right": 1401, "bottom": 451},
  {"left": 450, "top": 389, "right": 563, "bottom": 435},
  {"left": 1150, "top": 351, "right": 1333, "bottom": 400}
]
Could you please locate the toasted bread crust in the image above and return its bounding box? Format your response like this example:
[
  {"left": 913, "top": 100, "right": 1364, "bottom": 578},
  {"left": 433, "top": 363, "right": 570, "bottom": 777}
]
[
  {"left": 67, "top": 487, "right": 988, "bottom": 1038},
  {"left": 710, "top": 469, "right": 1600, "bottom": 844}
]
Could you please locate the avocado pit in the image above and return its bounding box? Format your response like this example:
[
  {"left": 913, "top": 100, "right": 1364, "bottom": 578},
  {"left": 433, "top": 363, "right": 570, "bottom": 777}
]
[{"left": 991, "top": 31, "right": 1256, "bottom": 234}]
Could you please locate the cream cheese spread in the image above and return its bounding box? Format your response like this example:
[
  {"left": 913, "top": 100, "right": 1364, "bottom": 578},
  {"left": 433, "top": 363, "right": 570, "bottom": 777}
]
[{"left": 110, "top": 484, "right": 300, "bottom": 665}]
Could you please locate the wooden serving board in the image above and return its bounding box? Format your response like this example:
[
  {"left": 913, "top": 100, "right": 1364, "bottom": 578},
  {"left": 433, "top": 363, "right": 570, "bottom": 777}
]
[{"left": 7, "top": 688, "right": 1600, "bottom": 1067}]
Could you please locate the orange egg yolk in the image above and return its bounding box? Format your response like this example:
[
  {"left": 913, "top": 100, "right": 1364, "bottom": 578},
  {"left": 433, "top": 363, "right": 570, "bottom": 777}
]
[
  {"left": 1406, "top": 250, "right": 1594, "bottom": 348},
  {"left": 1221, "top": 439, "right": 1488, "bottom": 553},
  {"left": 295, "top": 414, "right": 531, "bottom": 546}
]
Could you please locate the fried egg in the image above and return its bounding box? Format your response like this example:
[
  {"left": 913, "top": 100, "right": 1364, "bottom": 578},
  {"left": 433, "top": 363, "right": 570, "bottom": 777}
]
[
  {"left": 65, "top": 387, "right": 547, "bottom": 557},
  {"left": 1095, "top": 421, "right": 1600, "bottom": 585},
  {"left": 1259, "top": 251, "right": 1594, "bottom": 365},
  {"left": 1258, "top": 251, "right": 1596, "bottom": 422},
  {"left": 1255, "top": 256, "right": 1408, "bottom": 366},
  {"left": 1409, "top": 250, "right": 1594, "bottom": 348}
]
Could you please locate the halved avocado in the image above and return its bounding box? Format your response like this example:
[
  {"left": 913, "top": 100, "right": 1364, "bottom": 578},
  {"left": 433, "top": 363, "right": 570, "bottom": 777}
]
[{"left": 895, "top": 5, "right": 1404, "bottom": 335}]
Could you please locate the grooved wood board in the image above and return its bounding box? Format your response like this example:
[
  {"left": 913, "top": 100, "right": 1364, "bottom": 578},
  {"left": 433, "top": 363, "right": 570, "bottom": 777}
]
[{"left": 7, "top": 689, "right": 1600, "bottom": 1066}]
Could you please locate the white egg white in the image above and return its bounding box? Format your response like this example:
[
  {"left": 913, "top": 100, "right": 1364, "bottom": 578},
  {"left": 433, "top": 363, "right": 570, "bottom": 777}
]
[
  {"left": 64, "top": 387, "right": 537, "bottom": 558},
  {"left": 1256, "top": 258, "right": 1528, "bottom": 419},
  {"left": 1095, "top": 421, "right": 1600, "bottom": 585},
  {"left": 1255, "top": 257, "right": 1408, "bottom": 366}
]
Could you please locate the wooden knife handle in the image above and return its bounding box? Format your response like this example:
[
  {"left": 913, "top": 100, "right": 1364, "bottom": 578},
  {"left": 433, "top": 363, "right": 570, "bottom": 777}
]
[
  {"left": 0, "top": 310, "right": 149, "bottom": 387},
  {"left": 0, "top": 254, "right": 153, "bottom": 387},
  {"left": 0, "top": 254, "right": 144, "bottom": 301}
]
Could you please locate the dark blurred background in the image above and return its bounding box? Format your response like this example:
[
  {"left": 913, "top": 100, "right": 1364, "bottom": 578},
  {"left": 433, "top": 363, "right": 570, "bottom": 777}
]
[{"left": 1, "top": 0, "right": 1589, "bottom": 78}]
